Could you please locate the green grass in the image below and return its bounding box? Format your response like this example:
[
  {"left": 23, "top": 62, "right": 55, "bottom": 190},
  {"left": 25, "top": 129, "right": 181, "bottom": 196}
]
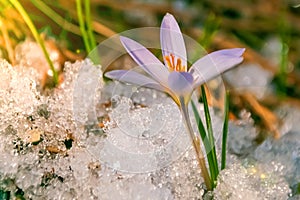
[
  {"left": 76, "top": 0, "right": 97, "bottom": 53},
  {"left": 9, "top": 0, "right": 58, "bottom": 86},
  {"left": 191, "top": 87, "right": 230, "bottom": 189},
  {"left": 221, "top": 91, "right": 229, "bottom": 170}
]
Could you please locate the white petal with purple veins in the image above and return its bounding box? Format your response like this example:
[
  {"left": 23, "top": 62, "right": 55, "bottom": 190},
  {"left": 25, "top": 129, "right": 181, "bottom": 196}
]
[
  {"left": 160, "top": 13, "right": 187, "bottom": 70},
  {"left": 120, "top": 36, "right": 169, "bottom": 86},
  {"left": 189, "top": 48, "right": 245, "bottom": 87},
  {"left": 105, "top": 70, "right": 165, "bottom": 91}
]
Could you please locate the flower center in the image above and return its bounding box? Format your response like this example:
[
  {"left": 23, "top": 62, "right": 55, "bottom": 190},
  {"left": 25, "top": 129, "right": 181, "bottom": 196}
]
[{"left": 165, "top": 54, "right": 186, "bottom": 72}]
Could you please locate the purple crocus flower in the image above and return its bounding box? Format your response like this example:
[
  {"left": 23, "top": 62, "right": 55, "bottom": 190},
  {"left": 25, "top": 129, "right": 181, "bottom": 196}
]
[
  {"left": 105, "top": 13, "right": 245, "bottom": 106},
  {"left": 105, "top": 13, "right": 245, "bottom": 190}
]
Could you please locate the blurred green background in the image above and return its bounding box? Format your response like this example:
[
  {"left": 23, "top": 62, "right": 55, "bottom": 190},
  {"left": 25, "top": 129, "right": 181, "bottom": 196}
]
[{"left": 1, "top": 0, "right": 300, "bottom": 97}]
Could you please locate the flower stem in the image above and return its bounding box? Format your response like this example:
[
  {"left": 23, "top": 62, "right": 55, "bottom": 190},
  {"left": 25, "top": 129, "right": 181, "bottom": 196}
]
[
  {"left": 180, "top": 97, "right": 212, "bottom": 191},
  {"left": 191, "top": 100, "right": 217, "bottom": 187}
]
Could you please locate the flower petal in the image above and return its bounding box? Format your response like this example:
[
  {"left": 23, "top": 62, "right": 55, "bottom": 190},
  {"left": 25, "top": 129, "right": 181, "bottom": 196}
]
[
  {"left": 105, "top": 70, "right": 165, "bottom": 91},
  {"left": 160, "top": 13, "right": 187, "bottom": 70},
  {"left": 168, "top": 71, "right": 194, "bottom": 97},
  {"left": 120, "top": 36, "right": 169, "bottom": 86},
  {"left": 189, "top": 48, "right": 245, "bottom": 87}
]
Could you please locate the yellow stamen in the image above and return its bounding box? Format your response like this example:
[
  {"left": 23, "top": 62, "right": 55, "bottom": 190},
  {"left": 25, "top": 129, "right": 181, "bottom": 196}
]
[
  {"left": 171, "top": 54, "right": 175, "bottom": 68},
  {"left": 164, "top": 54, "right": 186, "bottom": 72},
  {"left": 165, "top": 55, "right": 172, "bottom": 70},
  {"left": 176, "top": 58, "right": 181, "bottom": 71}
]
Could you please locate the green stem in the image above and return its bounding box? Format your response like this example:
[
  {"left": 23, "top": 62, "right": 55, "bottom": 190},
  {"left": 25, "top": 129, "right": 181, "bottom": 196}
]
[
  {"left": 180, "top": 97, "right": 212, "bottom": 191},
  {"left": 76, "top": 0, "right": 91, "bottom": 52},
  {"left": 9, "top": 0, "right": 58, "bottom": 85},
  {"left": 221, "top": 91, "right": 229, "bottom": 170}
]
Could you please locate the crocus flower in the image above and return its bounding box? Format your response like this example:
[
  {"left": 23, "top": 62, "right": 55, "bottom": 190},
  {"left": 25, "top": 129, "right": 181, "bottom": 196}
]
[
  {"left": 105, "top": 13, "right": 245, "bottom": 106},
  {"left": 105, "top": 13, "right": 245, "bottom": 190}
]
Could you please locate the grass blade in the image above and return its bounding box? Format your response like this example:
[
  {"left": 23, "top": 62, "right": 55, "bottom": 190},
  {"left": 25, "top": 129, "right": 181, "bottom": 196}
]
[
  {"left": 9, "top": 0, "right": 58, "bottom": 86},
  {"left": 30, "top": 0, "right": 81, "bottom": 35},
  {"left": 84, "top": 0, "right": 96, "bottom": 50},
  {"left": 76, "top": 0, "right": 91, "bottom": 53},
  {"left": 191, "top": 100, "right": 216, "bottom": 187},
  {"left": 221, "top": 91, "right": 229, "bottom": 170},
  {"left": 191, "top": 100, "right": 208, "bottom": 146},
  {"left": 201, "top": 85, "right": 219, "bottom": 184}
]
